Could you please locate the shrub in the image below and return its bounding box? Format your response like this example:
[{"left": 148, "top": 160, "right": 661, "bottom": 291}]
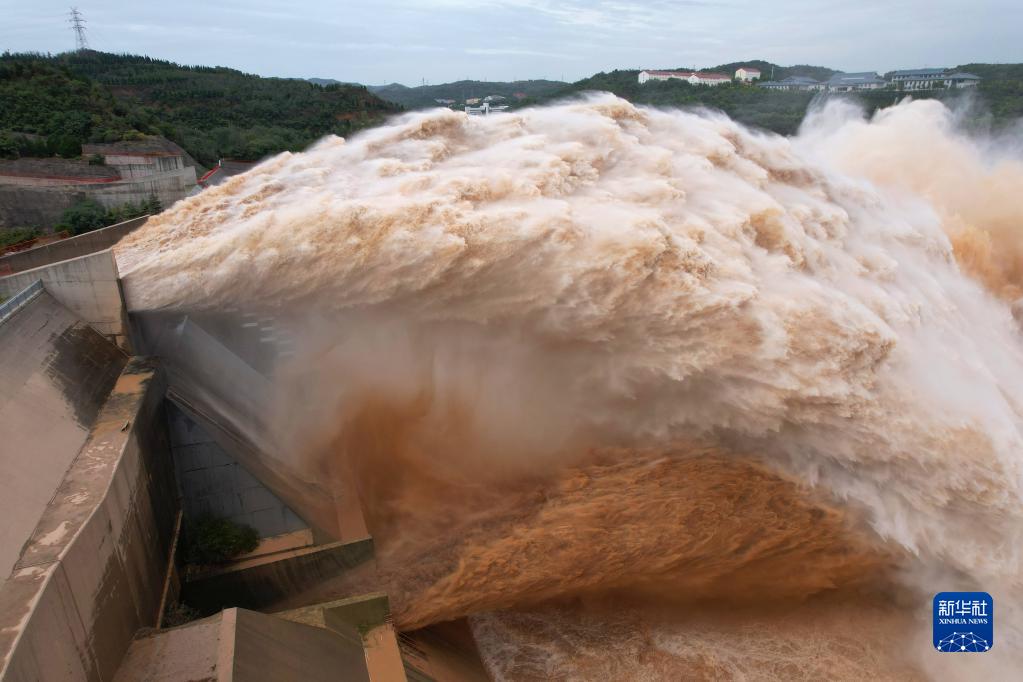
[
  {"left": 56, "top": 196, "right": 162, "bottom": 236},
  {"left": 55, "top": 199, "right": 107, "bottom": 235},
  {"left": 0, "top": 227, "right": 40, "bottom": 249},
  {"left": 161, "top": 602, "right": 201, "bottom": 627},
  {"left": 181, "top": 515, "right": 259, "bottom": 565}
]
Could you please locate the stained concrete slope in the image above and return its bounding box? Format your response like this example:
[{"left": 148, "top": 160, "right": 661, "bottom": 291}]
[{"left": 0, "top": 286, "right": 126, "bottom": 577}]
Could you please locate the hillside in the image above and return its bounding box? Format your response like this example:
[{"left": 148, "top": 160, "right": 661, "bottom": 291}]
[
  {"left": 368, "top": 79, "right": 566, "bottom": 109},
  {"left": 0, "top": 51, "right": 400, "bottom": 165},
  {"left": 534, "top": 69, "right": 819, "bottom": 134},
  {"left": 702, "top": 60, "right": 838, "bottom": 82},
  {"left": 0, "top": 57, "right": 142, "bottom": 158},
  {"left": 955, "top": 63, "right": 1023, "bottom": 120},
  {"left": 535, "top": 62, "right": 1023, "bottom": 136}
]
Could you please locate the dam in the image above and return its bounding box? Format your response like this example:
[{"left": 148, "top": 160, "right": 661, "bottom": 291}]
[
  {"left": 0, "top": 217, "right": 489, "bottom": 681},
  {"left": 2, "top": 96, "right": 1023, "bottom": 680}
]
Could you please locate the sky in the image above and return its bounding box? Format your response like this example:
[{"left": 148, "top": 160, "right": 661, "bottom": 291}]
[{"left": 3, "top": 1, "right": 1021, "bottom": 86}]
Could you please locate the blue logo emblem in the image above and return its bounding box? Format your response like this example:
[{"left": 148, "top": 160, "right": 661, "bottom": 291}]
[{"left": 933, "top": 592, "right": 993, "bottom": 652}]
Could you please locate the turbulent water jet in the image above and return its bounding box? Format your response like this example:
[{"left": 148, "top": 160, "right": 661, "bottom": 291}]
[{"left": 117, "top": 94, "right": 1023, "bottom": 679}]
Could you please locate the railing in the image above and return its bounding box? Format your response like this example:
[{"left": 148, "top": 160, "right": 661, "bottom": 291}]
[{"left": 0, "top": 279, "right": 43, "bottom": 326}]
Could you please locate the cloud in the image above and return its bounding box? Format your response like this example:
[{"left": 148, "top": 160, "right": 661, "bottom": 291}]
[{"left": 4, "top": 0, "right": 1021, "bottom": 86}]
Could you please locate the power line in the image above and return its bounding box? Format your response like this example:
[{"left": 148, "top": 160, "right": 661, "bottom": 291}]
[{"left": 68, "top": 7, "right": 89, "bottom": 52}]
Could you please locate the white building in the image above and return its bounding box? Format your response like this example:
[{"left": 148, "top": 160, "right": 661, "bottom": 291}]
[
  {"left": 638, "top": 70, "right": 731, "bottom": 86},
  {"left": 825, "top": 72, "right": 887, "bottom": 91},
  {"left": 695, "top": 73, "right": 731, "bottom": 86},
  {"left": 465, "top": 102, "right": 509, "bottom": 116},
  {"left": 944, "top": 72, "right": 982, "bottom": 88},
  {"left": 890, "top": 68, "right": 981, "bottom": 90},
  {"left": 735, "top": 67, "right": 761, "bottom": 82},
  {"left": 758, "top": 76, "right": 824, "bottom": 91},
  {"left": 638, "top": 70, "right": 693, "bottom": 84}
]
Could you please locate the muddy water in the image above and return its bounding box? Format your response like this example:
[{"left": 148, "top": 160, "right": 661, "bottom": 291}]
[{"left": 116, "top": 95, "right": 1023, "bottom": 679}]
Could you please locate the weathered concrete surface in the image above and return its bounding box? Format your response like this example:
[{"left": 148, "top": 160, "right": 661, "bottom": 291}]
[
  {"left": 183, "top": 538, "right": 377, "bottom": 617},
  {"left": 0, "top": 185, "right": 88, "bottom": 231},
  {"left": 0, "top": 169, "right": 194, "bottom": 230},
  {"left": 0, "top": 288, "right": 127, "bottom": 577},
  {"left": 167, "top": 403, "right": 307, "bottom": 539},
  {"left": 279, "top": 593, "right": 407, "bottom": 682},
  {"left": 114, "top": 606, "right": 379, "bottom": 682},
  {"left": 399, "top": 621, "right": 491, "bottom": 682},
  {"left": 112, "top": 615, "right": 220, "bottom": 682},
  {"left": 0, "top": 358, "right": 178, "bottom": 682},
  {"left": 276, "top": 594, "right": 489, "bottom": 682},
  {"left": 135, "top": 311, "right": 361, "bottom": 541},
  {"left": 232, "top": 529, "right": 315, "bottom": 564},
  {"left": 0, "top": 217, "right": 148, "bottom": 277},
  {"left": 323, "top": 595, "right": 406, "bottom": 682},
  {"left": 0, "top": 250, "right": 129, "bottom": 345},
  {"left": 230, "top": 607, "right": 371, "bottom": 682}
]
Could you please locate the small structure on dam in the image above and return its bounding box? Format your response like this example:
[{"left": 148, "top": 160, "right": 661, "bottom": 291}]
[{"left": 0, "top": 221, "right": 489, "bottom": 681}]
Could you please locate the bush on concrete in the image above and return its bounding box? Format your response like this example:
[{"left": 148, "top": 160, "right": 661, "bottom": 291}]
[{"left": 182, "top": 514, "right": 259, "bottom": 565}]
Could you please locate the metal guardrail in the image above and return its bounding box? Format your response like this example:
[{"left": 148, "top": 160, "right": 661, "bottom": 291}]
[{"left": 0, "top": 279, "right": 44, "bottom": 327}]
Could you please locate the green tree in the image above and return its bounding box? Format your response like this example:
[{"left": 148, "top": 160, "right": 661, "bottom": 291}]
[
  {"left": 56, "top": 199, "right": 107, "bottom": 234},
  {"left": 182, "top": 515, "right": 259, "bottom": 565}
]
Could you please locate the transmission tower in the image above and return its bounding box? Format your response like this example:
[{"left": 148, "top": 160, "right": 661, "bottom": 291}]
[{"left": 68, "top": 7, "right": 89, "bottom": 51}]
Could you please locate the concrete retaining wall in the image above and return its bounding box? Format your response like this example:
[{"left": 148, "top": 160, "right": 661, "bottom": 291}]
[
  {"left": 0, "top": 250, "right": 128, "bottom": 345},
  {"left": 0, "top": 358, "right": 179, "bottom": 682},
  {"left": 87, "top": 167, "right": 197, "bottom": 212},
  {"left": 0, "top": 217, "right": 148, "bottom": 276},
  {"left": 168, "top": 403, "right": 307, "bottom": 539},
  {"left": 0, "top": 167, "right": 194, "bottom": 230},
  {"left": 0, "top": 185, "right": 84, "bottom": 230},
  {"left": 183, "top": 539, "right": 376, "bottom": 617}
]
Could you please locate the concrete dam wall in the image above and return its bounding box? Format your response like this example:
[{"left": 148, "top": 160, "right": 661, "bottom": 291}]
[
  {"left": 0, "top": 359, "right": 179, "bottom": 681},
  {"left": 0, "top": 217, "right": 149, "bottom": 277}
]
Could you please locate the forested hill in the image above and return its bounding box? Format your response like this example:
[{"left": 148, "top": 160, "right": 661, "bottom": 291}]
[
  {"left": 368, "top": 79, "right": 566, "bottom": 109},
  {"left": 0, "top": 51, "right": 400, "bottom": 165},
  {"left": 533, "top": 62, "right": 1023, "bottom": 136},
  {"left": 531, "top": 68, "right": 826, "bottom": 135},
  {"left": 701, "top": 60, "right": 837, "bottom": 82}
]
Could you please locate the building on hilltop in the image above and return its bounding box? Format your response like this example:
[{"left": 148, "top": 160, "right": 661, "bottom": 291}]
[
  {"left": 758, "top": 76, "right": 824, "bottom": 91},
  {"left": 465, "top": 102, "right": 509, "bottom": 116},
  {"left": 638, "top": 69, "right": 689, "bottom": 84},
  {"left": 889, "top": 68, "right": 948, "bottom": 90},
  {"left": 696, "top": 72, "right": 731, "bottom": 86},
  {"left": 943, "top": 72, "right": 982, "bottom": 88},
  {"left": 890, "top": 68, "right": 981, "bottom": 90},
  {"left": 638, "top": 70, "right": 731, "bottom": 86},
  {"left": 735, "top": 67, "right": 761, "bottom": 82},
  {"left": 825, "top": 72, "right": 887, "bottom": 91}
]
